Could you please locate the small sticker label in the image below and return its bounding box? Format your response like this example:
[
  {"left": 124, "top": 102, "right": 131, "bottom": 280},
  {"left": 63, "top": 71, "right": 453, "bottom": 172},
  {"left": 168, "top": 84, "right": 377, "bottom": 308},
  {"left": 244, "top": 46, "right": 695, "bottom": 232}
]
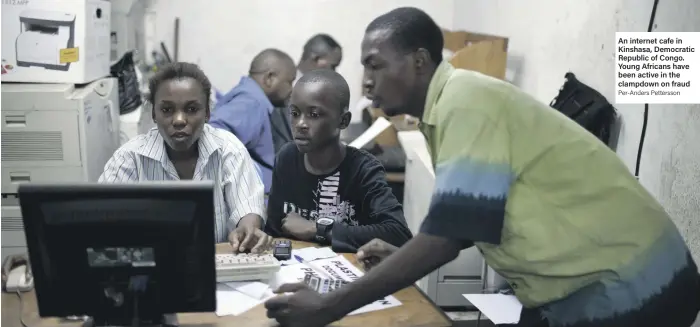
[
  {"left": 1, "top": 59, "right": 15, "bottom": 75},
  {"left": 59, "top": 48, "right": 79, "bottom": 63}
]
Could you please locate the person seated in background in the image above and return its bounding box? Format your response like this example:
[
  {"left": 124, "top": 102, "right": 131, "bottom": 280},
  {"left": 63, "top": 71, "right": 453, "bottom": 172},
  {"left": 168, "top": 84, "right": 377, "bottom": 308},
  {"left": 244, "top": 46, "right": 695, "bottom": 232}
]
[
  {"left": 99, "top": 62, "right": 272, "bottom": 253},
  {"left": 270, "top": 100, "right": 294, "bottom": 154},
  {"left": 209, "top": 49, "right": 296, "bottom": 194},
  {"left": 269, "top": 34, "right": 344, "bottom": 154},
  {"left": 297, "top": 34, "right": 343, "bottom": 80},
  {"left": 265, "top": 69, "right": 412, "bottom": 253}
]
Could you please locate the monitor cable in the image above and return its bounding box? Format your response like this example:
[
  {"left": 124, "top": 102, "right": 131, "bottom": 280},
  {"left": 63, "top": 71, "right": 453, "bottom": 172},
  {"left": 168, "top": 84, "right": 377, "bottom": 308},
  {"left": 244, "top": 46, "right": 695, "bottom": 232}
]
[{"left": 16, "top": 290, "right": 30, "bottom": 327}]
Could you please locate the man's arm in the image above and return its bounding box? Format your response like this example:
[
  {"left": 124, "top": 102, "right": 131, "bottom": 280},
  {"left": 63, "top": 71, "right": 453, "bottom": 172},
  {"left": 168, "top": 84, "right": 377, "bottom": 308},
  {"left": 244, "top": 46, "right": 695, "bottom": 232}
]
[
  {"left": 222, "top": 142, "right": 267, "bottom": 230},
  {"left": 323, "top": 105, "right": 516, "bottom": 315},
  {"left": 331, "top": 159, "right": 412, "bottom": 252},
  {"left": 98, "top": 147, "right": 138, "bottom": 183},
  {"left": 209, "top": 98, "right": 265, "bottom": 148},
  {"left": 325, "top": 233, "right": 461, "bottom": 316}
]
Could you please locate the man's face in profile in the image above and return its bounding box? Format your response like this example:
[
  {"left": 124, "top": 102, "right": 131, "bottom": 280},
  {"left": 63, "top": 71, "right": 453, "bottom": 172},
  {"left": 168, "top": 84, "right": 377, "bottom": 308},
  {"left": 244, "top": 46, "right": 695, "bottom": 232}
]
[{"left": 360, "top": 29, "right": 416, "bottom": 117}]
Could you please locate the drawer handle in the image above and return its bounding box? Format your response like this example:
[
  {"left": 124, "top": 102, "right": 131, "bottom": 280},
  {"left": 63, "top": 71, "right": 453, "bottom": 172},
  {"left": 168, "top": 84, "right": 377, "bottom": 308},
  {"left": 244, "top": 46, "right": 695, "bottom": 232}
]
[
  {"left": 443, "top": 275, "right": 482, "bottom": 282},
  {"left": 9, "top": 172, "right": 31, "bottom": 183},
  {"left": 5, "top": 115, "right": 27, "bottom": 126}
]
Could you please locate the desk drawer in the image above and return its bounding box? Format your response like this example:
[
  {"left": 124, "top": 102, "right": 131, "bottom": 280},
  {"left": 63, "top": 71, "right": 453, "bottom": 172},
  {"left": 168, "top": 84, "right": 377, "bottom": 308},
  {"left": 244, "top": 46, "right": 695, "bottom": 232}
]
[
  {"left": 436, "top": 280, "right": 484, "bottom": 307},
  {"left": 438, "top": 247, "right": 485, "bottom": 281}
]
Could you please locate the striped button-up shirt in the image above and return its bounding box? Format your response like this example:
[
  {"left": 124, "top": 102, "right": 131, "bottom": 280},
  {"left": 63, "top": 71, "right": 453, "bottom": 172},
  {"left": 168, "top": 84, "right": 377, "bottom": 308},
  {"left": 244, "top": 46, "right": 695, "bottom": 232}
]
[{"left": 98, "top": 124, "right": 266, "bottom": 242}]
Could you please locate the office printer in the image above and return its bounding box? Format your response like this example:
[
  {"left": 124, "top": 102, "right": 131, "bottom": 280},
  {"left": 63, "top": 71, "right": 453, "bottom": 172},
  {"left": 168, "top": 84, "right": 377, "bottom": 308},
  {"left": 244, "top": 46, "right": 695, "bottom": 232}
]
[
  {"left": 15, "top": 9, "right": 76, "bottom": 71},
  {"left": 1, "top": 78, "right": 120, "bottom": 262}
]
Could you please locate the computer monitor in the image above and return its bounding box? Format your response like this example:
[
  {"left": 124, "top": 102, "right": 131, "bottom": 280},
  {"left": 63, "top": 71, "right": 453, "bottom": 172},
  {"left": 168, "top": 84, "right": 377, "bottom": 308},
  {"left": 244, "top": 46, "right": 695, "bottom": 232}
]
[{"left": 18, "top": 181, "right": 217, "bottom": 327}]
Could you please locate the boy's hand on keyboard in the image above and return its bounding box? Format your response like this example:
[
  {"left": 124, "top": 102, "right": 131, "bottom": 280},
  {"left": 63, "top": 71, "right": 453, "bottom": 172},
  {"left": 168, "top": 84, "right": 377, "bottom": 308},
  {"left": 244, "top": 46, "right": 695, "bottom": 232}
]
[
  {"left": 281, "top": 213, "right": 316, "bottom": 241},
  {"left": 229, "top": 216, "right": 273, "bottom": 254}
]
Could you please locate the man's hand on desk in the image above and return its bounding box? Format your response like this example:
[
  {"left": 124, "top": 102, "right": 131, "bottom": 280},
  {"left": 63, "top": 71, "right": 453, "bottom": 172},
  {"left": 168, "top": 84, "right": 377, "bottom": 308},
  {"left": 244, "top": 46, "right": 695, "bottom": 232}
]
[
  {"left": 265, "top": 283, "right": 340, "bottom": 327},
  {"left": 356, "top": 238, "right": 398, "bottom": 271},
  {"left": 228, "top": 215, "right": 273, "bottom": 253},
  {"left": 281, "top": 213, "right": 316, "bottom": 241}
]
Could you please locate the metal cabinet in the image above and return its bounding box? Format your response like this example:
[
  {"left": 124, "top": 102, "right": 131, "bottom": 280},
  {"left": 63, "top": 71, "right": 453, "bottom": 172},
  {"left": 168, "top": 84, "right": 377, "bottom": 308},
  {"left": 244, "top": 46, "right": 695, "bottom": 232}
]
[{"left": 398, "top": 131, "right": 504, "bottom": 308}]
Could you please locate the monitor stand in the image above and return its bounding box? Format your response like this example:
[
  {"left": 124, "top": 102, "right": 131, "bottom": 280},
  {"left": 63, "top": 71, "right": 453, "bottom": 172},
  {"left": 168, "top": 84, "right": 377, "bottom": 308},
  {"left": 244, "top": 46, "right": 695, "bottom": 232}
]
[
  {"left": 82, "top": 280, "right": 178, "bottom": 327},
  {"left": 81, "top": 314, "right": 178, "bottom": 327}
]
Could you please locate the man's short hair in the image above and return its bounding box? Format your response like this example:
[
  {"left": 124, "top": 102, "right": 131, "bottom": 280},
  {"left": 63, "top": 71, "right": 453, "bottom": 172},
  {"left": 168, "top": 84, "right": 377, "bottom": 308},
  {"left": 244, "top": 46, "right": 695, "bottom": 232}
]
[
  {"left": 249, "top": 48, "right": 294, "bottom": 75},
  {"left": 301, "top": 34, "right": 342, "bottom": 61},
  {"left": 366, "top": 7, "right": 444, "bottom": 64},
  {"left": 296, "top": 69, "right": 350, "bottom": 112}
]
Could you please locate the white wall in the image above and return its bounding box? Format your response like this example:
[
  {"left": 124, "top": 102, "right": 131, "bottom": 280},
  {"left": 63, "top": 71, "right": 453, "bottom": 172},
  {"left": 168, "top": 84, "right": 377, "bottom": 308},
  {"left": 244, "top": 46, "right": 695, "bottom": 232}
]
[
  {"left": 639, "top": 0, "right": 700, "bottom": 271},
  {"left": 143, "top": 0, "right": 454, "bottom": 121},
  {"left": 453, "top": 0, "right": 653, "bottom": 171}
]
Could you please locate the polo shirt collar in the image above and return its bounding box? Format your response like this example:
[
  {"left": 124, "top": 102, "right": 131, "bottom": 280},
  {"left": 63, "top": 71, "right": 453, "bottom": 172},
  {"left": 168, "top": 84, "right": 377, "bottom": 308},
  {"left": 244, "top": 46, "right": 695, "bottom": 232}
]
[{"left": 422, "top": 61, "right": 456, "bottom": 125}]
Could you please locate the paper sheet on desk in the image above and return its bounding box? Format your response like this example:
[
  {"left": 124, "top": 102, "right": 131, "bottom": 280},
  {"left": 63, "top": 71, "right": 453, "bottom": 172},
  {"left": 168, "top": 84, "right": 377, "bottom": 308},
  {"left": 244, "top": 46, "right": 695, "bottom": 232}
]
[
  {"left": 225, "top": 281, "right": 273, "bottom": 300},
  {"left": 278, "top": 247, "right": 338, "bottom": 266},
  {"left": 215, "top": 284, "right": 267, "bottom": 317},
  {"left": 270, "top": 255, "right": 402, "bottom": 315},
  {"left": 348, "top": 117, "right": 392, "bottom": 149},
  {"left": 463, "top": 294, "right": 522, "bottom": 324}
]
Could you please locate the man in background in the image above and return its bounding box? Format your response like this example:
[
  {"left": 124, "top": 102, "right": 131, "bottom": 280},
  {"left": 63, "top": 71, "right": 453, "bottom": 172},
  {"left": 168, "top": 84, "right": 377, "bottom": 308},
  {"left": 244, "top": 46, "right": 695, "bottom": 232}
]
[
  {"left": 209, "top": 49, "right": 296, "bottom": 194},
  {"left": 297, "top": 33, "right": 343, "bottom": 78},
  {"left": 270, "top": 34, "right": 343, "bottom": 153}
]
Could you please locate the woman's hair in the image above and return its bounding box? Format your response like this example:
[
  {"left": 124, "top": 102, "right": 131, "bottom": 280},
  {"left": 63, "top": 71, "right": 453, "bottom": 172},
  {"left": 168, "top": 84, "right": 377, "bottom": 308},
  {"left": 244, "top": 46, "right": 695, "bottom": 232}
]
[{"left": 147, "top": 62, "right": 212, "bottom": 109}]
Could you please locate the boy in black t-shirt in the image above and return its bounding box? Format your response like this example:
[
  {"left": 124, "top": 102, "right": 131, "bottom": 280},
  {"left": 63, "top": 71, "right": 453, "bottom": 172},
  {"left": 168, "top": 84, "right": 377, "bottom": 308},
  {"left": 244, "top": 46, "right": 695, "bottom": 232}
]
[{"left": 265, "top": 69, "right": 412, "bottom": 253}]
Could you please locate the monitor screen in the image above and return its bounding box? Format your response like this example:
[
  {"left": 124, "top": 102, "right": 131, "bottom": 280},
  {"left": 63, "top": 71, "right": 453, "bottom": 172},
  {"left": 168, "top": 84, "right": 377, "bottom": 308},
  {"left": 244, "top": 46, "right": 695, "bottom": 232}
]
[{"left": 18, "top": 181, "right": 217, "bottom": 324}]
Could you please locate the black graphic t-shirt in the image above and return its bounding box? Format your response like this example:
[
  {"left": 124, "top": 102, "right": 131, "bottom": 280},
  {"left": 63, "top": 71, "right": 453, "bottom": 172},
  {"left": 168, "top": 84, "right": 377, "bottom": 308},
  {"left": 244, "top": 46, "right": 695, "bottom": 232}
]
[{"left": 266, "top": 143, "right": 412, "bottom": 252}]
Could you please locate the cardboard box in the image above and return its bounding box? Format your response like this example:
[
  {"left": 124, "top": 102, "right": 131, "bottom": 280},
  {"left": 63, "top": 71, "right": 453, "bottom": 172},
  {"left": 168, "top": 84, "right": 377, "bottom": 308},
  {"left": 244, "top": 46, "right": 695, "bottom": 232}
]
[
  {"left": 1, "top": 0, "right": 111, "bottom": 84},
  {"left": 442, "top": 29, "right": 509, "bottom": 79},
  {"left": 366, "top": 108, "right": 419, "bottom": 147}
]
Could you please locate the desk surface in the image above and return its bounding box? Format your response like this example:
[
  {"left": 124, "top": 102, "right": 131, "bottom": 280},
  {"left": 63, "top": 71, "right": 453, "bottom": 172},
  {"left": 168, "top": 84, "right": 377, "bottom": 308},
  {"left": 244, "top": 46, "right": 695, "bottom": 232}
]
[{"left": 2, "top": 241, "right": 451, "bottom": 327}]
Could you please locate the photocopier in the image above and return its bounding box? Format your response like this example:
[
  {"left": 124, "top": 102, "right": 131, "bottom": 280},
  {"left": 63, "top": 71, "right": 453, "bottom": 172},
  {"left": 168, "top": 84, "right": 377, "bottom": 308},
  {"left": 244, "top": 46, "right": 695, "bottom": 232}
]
[
  {"left": 15, "top": 9, "right": 77, "bottom": 71},
  {"left": 1, "top": 78, "right": 120, "bottom": 261}
]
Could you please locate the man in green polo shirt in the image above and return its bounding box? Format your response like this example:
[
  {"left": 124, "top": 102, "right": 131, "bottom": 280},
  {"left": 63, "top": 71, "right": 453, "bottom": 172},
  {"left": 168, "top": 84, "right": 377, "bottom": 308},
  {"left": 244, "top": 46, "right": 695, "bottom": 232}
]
[{"left": 264, "top": 7, "right": 700, "bottom": 327}]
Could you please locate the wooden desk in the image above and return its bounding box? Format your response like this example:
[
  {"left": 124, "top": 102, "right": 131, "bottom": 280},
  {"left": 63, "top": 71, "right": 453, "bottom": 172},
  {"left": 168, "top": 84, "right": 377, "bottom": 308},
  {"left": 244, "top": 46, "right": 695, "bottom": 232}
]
[{"left": 2, "top": 241, "right": 451, "bottom": 327}]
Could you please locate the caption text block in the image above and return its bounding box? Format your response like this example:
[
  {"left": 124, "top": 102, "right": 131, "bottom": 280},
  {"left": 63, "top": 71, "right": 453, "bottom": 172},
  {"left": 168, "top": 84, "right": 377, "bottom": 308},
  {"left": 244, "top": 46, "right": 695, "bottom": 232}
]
[{"left": 615, "top": 32, "right": 699, "bottom": 104}]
